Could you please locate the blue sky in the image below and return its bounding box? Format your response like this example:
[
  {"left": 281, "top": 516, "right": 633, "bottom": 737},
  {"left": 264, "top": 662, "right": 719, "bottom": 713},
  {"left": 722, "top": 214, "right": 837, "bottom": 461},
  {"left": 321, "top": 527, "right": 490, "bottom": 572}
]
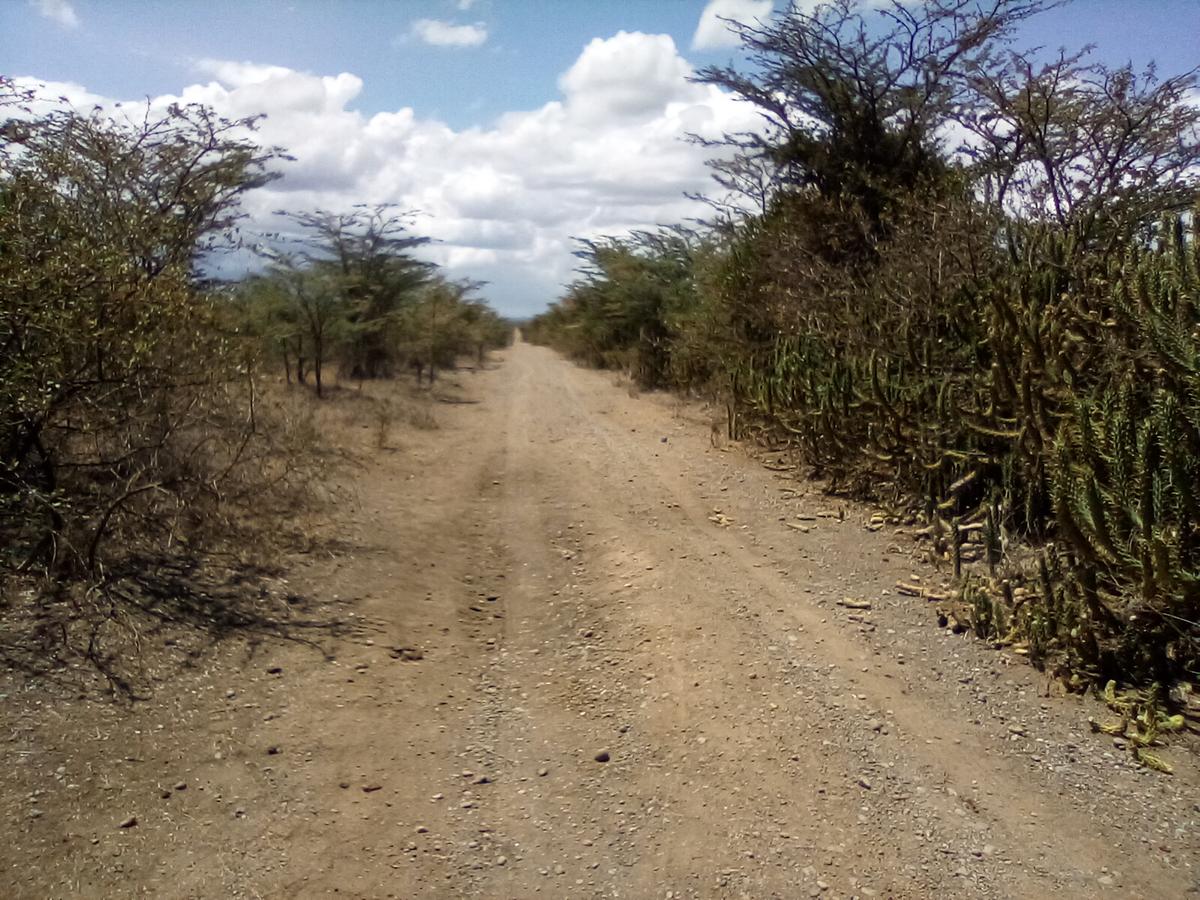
[
  {"left": 6, "top": 0, "right": 1199, "bottom": 316},
  {"left": 7, "top": 1, "right": 734, "bottom": 128}
]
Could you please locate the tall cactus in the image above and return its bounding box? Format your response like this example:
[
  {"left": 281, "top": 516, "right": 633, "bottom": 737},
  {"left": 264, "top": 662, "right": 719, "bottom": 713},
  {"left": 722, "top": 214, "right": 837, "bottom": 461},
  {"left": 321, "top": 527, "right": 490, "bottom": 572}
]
[{"left": 1046, "top": 218, "right": 1200, "bottom": 679}]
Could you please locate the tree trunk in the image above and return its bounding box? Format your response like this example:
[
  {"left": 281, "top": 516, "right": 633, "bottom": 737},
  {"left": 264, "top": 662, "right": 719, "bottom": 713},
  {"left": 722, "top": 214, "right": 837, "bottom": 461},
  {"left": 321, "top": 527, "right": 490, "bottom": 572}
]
[{"left": 314, "top": 335, "right": 324, "bottom": 398}]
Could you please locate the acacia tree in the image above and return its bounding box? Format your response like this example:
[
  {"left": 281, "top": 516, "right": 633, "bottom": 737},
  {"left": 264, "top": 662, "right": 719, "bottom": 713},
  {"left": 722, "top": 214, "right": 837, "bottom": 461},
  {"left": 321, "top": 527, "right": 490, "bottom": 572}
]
[
  {"left": 0, "top": 82, "right": 285, "bottom": 575},
  {"left": 237, "top": 273, "right": 310, "bottom": 387},
  {"left": 687, "top": 1, "right": 1055, "bottom": 434},
  {"left": 241, "top": 260, "right": 348, "bottom": 397},
  {"left": 962, "top": 53, "right": 1200, "bottom": 263},
  {"left": 697, "top": 0, "right": 1051, "bottom": 245},
  {"left": 409, "top": 278, "right": 507, "bottom": 379},
  {"left": 240, "top": 249, "right": 510, "bottom": 391},
  {"left": 277, "top": 205, "right": 433, "bottom": 379},
  {"left": 530, "top": 229, "right": 713, "bottom": 388}
]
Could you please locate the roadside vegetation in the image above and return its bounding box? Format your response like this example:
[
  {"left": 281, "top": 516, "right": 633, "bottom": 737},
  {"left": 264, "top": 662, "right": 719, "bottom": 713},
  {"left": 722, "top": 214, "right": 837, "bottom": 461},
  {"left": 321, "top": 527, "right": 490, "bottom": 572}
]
[
  {"left": 237, "top": 206, "right": 509, "bottom": 397},
  {"left": 0, "top": 79, "right": 508, "bottom": 688},
  {"left": 528, "top": 0, "right": 1200, "bottom": 707}
]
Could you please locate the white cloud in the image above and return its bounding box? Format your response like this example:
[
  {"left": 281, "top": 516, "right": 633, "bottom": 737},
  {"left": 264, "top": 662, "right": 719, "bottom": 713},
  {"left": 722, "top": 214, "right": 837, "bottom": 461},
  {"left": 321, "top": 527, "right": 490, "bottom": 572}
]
[
  {"left": 32, "top": 0, "right": 79, "bottom": 28},
  {"left": 455, "top": 0, "right": 480, "bottom": 9},
  {"left": 411, "top": 18, "right": 488, "bottom": 47},
  {"left": 561, "top": 32, "right": 703, "bottom": 120},
  {"left": 12, "top": 76, "right": 106, "bottom": 112},
  {"left": 14, "top": 33, "right": 764, "bottom": 316},
  {"left": 692, "top": 0, "right": 772, "bottom": 50},
  {"left": 194, "top": 59, "right": 297, "bottom": 88}
]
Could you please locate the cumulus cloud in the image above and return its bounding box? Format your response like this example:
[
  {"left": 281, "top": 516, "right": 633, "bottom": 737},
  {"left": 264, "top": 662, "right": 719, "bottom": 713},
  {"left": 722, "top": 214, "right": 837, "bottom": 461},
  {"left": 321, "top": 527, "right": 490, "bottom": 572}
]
[
  {"left": 692, "top": 0, "right": 772, "bottom": 50},
  {"left": 15, "top": 32, "right": 764, "bottom": 316},
  {"left": 32, "top": 0, "right": 79, "bottom": 28},
  {"left": 561, "top": 32, "right": 703, "bottom": 120},
  {"left": 13, "top": 76, "right": 107, "bottom": 112},
  {"left": 411, "top": 18, "right": 488, "bottom": 47}
]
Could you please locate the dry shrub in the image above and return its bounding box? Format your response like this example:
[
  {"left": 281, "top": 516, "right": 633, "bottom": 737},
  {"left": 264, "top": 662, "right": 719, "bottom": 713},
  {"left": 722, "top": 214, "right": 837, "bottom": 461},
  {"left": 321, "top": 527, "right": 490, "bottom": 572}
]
[
  {"left": 402, "top": 397, "right": 440, "bottom": 431},
  {"left": 0, "top": 85, "right": 352, "bottom": 691}
]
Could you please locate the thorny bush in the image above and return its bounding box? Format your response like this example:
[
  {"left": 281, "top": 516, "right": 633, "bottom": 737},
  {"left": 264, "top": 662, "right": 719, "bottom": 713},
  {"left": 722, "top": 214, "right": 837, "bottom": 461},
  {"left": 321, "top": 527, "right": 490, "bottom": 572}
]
[{"left": 0, "top": 82, "right": 324, "bottom": 642}]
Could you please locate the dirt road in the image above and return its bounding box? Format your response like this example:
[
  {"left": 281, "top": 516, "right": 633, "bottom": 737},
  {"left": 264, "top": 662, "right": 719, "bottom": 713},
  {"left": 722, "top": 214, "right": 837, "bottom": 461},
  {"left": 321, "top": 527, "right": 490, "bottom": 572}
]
[{"left": 5, "top": 338, "right": 1198, "bottom": 898}]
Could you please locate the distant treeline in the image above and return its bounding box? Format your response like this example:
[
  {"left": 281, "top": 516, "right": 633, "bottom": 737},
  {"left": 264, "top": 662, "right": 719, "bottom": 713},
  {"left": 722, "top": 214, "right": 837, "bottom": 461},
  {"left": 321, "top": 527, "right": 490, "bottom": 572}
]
[
  {"left": 237, "top": 206, "right": 511, "bottom": 398},
  {"left": 528, "top": 0, "right": 1200, "bottom": 689},
  {"left": 1, "top": 78, "right": 507, "bottom": 600}
]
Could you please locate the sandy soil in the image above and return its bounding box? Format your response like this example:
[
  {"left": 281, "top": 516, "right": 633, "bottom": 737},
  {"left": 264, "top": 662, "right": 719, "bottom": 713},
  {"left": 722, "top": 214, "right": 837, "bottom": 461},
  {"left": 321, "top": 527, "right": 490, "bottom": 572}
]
[{"left": 3, "top": 338, "right": 1198, "bottom": 899}]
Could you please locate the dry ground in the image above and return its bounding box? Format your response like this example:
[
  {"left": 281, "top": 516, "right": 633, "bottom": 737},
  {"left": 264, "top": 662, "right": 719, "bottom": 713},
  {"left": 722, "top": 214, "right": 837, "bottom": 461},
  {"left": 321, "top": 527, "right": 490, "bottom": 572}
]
[{"left": 3, "top": 338, "right": 1198, "bottom": 899}]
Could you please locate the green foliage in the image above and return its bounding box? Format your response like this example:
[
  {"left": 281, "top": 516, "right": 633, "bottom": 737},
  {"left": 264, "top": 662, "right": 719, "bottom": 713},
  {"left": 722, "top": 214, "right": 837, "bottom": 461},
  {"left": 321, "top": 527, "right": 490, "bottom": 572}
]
[
  {"left": 277, "top": 207, "right": 435, "bottom": 380},
  {"left": 237, "top": 224, "right": 509, "bottom": 394},
  {"left": 527, "top": 230, "right": 717, "bottom": 390},
  {"left": 397, "top": 279, "right": 511, "bottom": 373},
  {"left": 1048, "top": 225, "right": 1200, "bottom": 680}
]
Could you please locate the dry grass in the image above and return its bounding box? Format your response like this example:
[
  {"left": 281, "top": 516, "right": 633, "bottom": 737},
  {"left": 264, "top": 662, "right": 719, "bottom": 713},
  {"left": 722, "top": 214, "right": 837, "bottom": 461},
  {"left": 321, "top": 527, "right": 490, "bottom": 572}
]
[{"left": 0, "top": 371, "right": 449, "bottom": 697}]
